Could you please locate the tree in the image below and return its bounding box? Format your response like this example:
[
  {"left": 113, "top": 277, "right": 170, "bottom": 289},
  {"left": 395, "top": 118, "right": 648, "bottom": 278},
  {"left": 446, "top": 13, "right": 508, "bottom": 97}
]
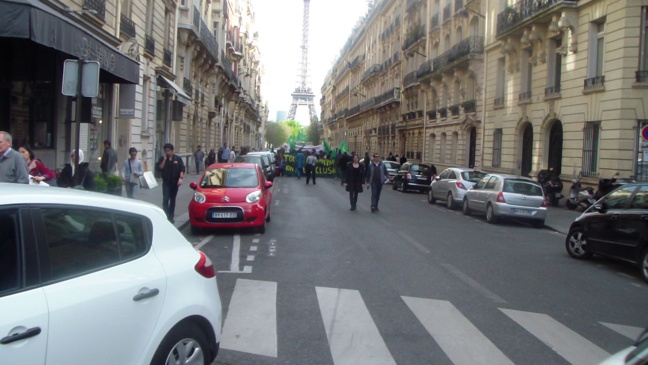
[
  {"left": 265, "top": 122, "right": 290, "bottom": 148},
  {"left": 280, "top": 120, "right": 302, "bottom": 138},
  {"left": 306, "top": 117, "right": 320, "bottom": 145}
]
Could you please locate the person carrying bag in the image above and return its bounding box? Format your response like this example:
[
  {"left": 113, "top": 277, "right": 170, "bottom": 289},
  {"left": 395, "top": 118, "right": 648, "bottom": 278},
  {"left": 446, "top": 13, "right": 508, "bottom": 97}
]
[{"left": 121, "top": 147, "right": 144, "bottom": 199}]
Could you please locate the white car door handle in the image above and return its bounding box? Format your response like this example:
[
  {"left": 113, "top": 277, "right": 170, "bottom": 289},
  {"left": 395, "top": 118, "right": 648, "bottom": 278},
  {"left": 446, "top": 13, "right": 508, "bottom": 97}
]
[
  {"left": 133, "top": 288, "right": 160, "bottom": 301},
  {"left": 0, "top": 327, "right": 41, "bottom": 344}
]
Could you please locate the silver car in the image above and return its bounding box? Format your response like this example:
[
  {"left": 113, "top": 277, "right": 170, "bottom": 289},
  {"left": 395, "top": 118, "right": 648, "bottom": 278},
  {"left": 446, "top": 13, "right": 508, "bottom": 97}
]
[
  {"left": 383, "top": 161, "right": 401, "bottom": 182},
  {"left": 462, "top": 173, "right": 547, "bottom": 227},
  {"left": 428, "top": 168, "right": 487, "bottom": 209}
]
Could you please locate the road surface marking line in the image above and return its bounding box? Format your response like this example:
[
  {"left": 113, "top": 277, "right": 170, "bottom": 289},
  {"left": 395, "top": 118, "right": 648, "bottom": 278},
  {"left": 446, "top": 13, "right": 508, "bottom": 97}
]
[
  {"left": 230, "top": 235, "right": 241, "bottom": 272},
  {"left": 221, "top": 279, "right": 277, "bottom": 357},
  {"left": 441, "top": 263, "right": 507, "bottom": 304},
  {"left": 252, "top": 238, "right": 260, "bottom": 243},
  {"left": 402, "top": 297, "right": 513, "bottom": 365},
  {"left": 247, "top": 255, "right": 255, "bottom": 261},
  {"left": 275, "top": 199, "right": 280, "bottom": 206},
  {"left": 600, "top": 322, "right": 644, "bottom": 340},
  {"left": 316, "top": 287, "right": 396, "bottom": 365},
  {"left": 501, "top": 308, "right": 610, "bottom": 364},
  {"left": 193, "top": 235, "right": 213, "bottom": 250},
  {"left": 397, "top": 231, "right": 431, "bottom": 254},
  {"left": 250, "top": 245, "right": 258, "bottom": 252}
]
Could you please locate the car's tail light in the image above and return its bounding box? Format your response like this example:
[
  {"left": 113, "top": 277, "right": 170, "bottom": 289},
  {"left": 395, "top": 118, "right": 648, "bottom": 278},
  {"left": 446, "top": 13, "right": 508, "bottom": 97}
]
[
  {"left": 541, "top": 197, "right": 548, "bottom": 207},
  {"left": 496, "top": 192, "right": 506, "bottom": 203},
  {"left": 456, "top": 182, "right": 467, "bottom": 190},
  {"left": 195, "top": 251, "right": 215, "bottom": 278}
]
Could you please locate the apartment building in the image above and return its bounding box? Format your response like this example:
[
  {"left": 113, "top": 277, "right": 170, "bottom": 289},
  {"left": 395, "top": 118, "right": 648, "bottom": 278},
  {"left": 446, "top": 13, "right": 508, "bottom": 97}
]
[
  {"left": 0, "top": 0, "right": 264, "bottom": 173},
  {"left": 483, "top": 0, "right": 648, "bottom": 184}
]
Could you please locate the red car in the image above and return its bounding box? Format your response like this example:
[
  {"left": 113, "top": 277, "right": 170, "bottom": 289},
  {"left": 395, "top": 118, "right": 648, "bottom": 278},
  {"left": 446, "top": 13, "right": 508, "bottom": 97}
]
[{"left": 189, "top": 163, "right": 273, "bottom": 234}]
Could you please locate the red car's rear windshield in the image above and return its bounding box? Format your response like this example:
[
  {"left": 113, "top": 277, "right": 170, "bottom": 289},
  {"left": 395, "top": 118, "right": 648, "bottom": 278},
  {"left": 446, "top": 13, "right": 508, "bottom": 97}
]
[{"left": 201, "top": 168, "right": 258, "bottom": 188}]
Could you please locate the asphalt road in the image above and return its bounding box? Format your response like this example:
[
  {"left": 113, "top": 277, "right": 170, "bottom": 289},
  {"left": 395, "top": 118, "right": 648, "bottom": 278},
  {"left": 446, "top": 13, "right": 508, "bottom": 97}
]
[{"left": 180, "top": 176, "right": 648, "bottom": 365}]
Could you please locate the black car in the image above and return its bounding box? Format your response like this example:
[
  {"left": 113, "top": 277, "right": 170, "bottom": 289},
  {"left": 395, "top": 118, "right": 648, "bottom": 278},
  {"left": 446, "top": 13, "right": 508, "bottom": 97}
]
[
  {"left": 565, "top": 183, "right": 648, "bottom": 282},
  {"left": 234, "top": 154, "right": 274, "bottom": 181},
  {"left": 392, "top": 162, "right": 433, "bottom": 193}
]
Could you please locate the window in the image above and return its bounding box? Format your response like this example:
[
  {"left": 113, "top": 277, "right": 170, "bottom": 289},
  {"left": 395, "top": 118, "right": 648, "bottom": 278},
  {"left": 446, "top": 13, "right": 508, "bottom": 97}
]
[
  {"left": 485, "top": 176, "right": 498, "bottom": 189},
  {"left": 587, "top": 20, "right": 606, "bottom": 79},
  {"left": 520, "top": 49, "right": 532, "bottom": 99},
  {"left": 630, "top": 186, "right": 648, "bottom": 209},
  {"left": 213, "top": 21, "right": 220, "bottom": 39},
  {"left": 547, "top": 38, "right": 562, "bottom": 94},
  {"left": 439, "top": 169, "right": 451, "bottom": 179},
  {"left": 495, "top": 58, "right": 506, "bottom": 105},
  {"left": 475, "top": 175, "right": 489, "bottom": 189},
  {"left": 0, "top": 210, "right": 19, "bottom": 295},
  {"left": 41, "top": 208, "right": 150, "bottom": 281},
  {"left": 603, "top": 185, "right": 636, "bottom": 210},
  {"left": 440, "top": 133, "right": 447, "bottom": 163},
  {"left": 492, "top": 128, "right": 502, "bottom": 167},
  {"left": 145, "top": 0, "right": 154, "bottom": 35},
  {"left": 640, "top": 8, "right": 648, "bottom": 81},
  {"left": 583, "top": 122, "right": 600, "bottom": 176},
  {"left": 121, "top": 0, "right": 132, "bottom": 16},
  {"left": 636, "top": 120, "right": 648, "bottom": 181}
]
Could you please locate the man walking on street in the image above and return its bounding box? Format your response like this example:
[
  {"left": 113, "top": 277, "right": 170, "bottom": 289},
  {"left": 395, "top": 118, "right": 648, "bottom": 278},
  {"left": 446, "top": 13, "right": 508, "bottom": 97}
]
[
  {"left": 295, "top": 149, "right": 305, "bottom": 179},
  {"left": 0, "top": 131, "right": 29, "bottom": 184},
  {"left": 305, "top": 150, "right": 317, "bottom": 185},
  {"left": 101, "top": 140, "right": 118, "bottom": 176},
  {"left": 220, "top": 143, "right": 230, "bottom": 163},
  {"left": 156, "top": 143, "right": 185, "bottom": 223},
  {"left": 366, "top": 153, "right": 390, "bottom": 212},
  {"left": 194, "top": 145, "right": 204, "bottom": 175}
]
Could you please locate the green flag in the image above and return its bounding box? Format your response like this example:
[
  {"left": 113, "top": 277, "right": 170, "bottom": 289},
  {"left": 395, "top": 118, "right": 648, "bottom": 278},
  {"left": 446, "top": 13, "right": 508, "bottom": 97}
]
[
  {"left": 287, "top": 135, "right": 296, "bottom": 150},
  {"left": 339, "top": 141, "right": 348, "bottom": 154},
  {"left": 323, "top": 139, "right": 331, "bottom": 154},
  {"left": 297, "top": 130, "right": 307, "bottom": 142}
]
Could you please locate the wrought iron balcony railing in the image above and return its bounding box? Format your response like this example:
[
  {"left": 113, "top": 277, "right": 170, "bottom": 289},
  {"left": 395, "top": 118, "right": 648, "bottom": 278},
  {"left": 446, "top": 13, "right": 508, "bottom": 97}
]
[
  {"left": 404, "top": 71, "right": 418, "bottom": 88},
  {"left": 83, "top": 0, "right": 105, "bottom": 20},
  {"left": 584, "top": 76, "right": 605, "bottom": 89},
  {"left": 163, "top": 48, "right": 172, "bottom": 67},
  {"left": 402, "top": 25, "right": 426, "bottom": 50},
  {"left": 519, "top": 91, "right": 532, "bottom": 100},
  {"left": 417, "top": 59, "right": 436, "bottom": 79},
  {"left": 432, "top": 36, "right": 484, "bottom": 72},
  {"left": 494, "top": 97, "right": 505, "bottom": 106},
  {"left": 145, "top": 35, "right": 155, "bottom": 55},
  {"left": 496, "top": 0, "right": 576, "bottom": 36},
  {"left": 199, "top": 19, "right": 220, "bottom": 61},
  {"left": 361, "top": 64, "right": 383, "bottom": 82},
  {"left": 544, "top": 85, "right": 561, "bottom": 96},
  {"left": 120, "top": 14, "right": 136, "bottom": 38}
]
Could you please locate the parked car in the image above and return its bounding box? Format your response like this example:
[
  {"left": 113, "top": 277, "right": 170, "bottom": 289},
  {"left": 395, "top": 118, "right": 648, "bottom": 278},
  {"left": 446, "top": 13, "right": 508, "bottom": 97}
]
[
  {"left": 599, "top": 327, "right": 648, "bottom": 365},
  {"left": 189, "top": 163, "right": 273, "bottom": 234},
  {"left": 0, "top": 183, "right": 222, "bottom": 365},
  {"left": 429, "top": 168, "right": 488, "bottom": 209},
  {"left": 462, "top": 173, "right": 547, "bottom": 227},
  {"left": 235, "top": 153, "right": 274, "bottom": 182},
  {"left": 565, "top": 183, "right": 648, "bottom": 282},
  {"left": 392, "top": 162, "right": 433, "bottom": 193}
]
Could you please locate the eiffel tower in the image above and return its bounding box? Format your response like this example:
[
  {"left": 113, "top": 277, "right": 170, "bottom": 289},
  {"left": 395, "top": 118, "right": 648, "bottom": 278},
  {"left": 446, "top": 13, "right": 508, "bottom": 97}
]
[{"left": 287, "top": 0, "right": 317, "bottom": 122}]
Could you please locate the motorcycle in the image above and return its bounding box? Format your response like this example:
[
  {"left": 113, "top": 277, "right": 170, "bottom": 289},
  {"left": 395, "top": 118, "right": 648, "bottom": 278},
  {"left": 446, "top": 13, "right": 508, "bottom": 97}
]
[
  {"left": 537, "top": 168, "right": 564, "bottom": 207},
  {"left": 565, "top": 172, "right": 595, "bottom": 210}
]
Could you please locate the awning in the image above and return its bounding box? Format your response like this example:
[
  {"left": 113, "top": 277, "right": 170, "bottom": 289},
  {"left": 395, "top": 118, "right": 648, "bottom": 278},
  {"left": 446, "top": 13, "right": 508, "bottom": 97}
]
[
  {"left": 0, "top": 0, "right": 139, "bottom": 84},
  {"left": 158, "top": 76, "right": 192, "bottom": 105}
]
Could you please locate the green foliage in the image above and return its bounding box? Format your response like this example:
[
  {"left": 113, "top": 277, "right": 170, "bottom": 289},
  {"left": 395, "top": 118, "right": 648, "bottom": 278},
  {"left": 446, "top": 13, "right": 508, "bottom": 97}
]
[
  {"left": 93, "top": 176, "right": 107, "bottom": 192},
  {"left": 307, "top": 118, "right": 320, "bottom": 145},
  {"left": 265, "top": 122, "right": 290, "bottom": 148},
  {"left": 106, "top": 174, "right": 123, "bottom": 189}
]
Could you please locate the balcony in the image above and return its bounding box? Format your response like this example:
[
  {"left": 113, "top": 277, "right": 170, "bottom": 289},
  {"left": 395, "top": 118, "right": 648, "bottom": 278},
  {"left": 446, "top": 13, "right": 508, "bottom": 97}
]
[
  {"left": 361, "top": 64, "right": 383, "bottom": 82},
  {"left": 433, "top": 36, "right": 484, "bottom": 73},
  {"left": 83, "top": 0, "right": 105, "bottom": 20},
  {"left": 449, "top": 104, "right": 460, "bottom": 116},
  {"left": 439, "top": 107, "right": 448, "bottom": 118},
  {"left": 183, "top": 77, "right": 193, "bottom": 97},
  {"left": 145, "top": 35, "right": 155, "bottom": 55},
  {"left": 494, "top": 97, "right": 505, "bottom": 107},
  {"left": 163, "top": 48, "right": 172, "bottom": 67},
  {"left": 462, "top": 99, "right": 476, "bottom": 112},
  {"left": 427, "top": 109, "right": 437, "bottom": 120},
  {"left": 335, "top": 86, "right": 350, "bottom": 101},
  {"left": 404, "top": 71, "right": 418, "bottom": 88},
  {"left": 120, "top": 14, "right": 136, "bottom": 38},
  {"left": 496, "top": 0, "right": 577, "bottom": 37},
  {"left": 416, "top": 59, "right": 436, "bottom": 79},
  {"left": 402, "top": 25, "right": 425, "bottom": 50},
  {"left": 584, "top": 76, "right": 605, "bottom": 89},
  {"left": 375, "top": 88, "right": 400, "bottom": 106},
  {"left": 519, "top": 91, "right": 532, "bottom": 101},
  {"left": 544, "top": 85, "right": 561, "bottom": 97},
  {"left": 636, "top": 71, "right": 648, "bottom": 83},
  {"left": 199, "top": 19, "right": 220, "bottom": 61}
]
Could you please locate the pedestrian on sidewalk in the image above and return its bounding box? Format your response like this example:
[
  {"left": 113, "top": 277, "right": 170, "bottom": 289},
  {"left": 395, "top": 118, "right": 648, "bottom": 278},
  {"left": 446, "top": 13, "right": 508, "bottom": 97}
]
[
  {"left": 100, "top": 140, "right": 118, "bottom": 176},
  {"left": 206, "top": 148, "right": 216, "bottom": 168},
  {"left": 219, "top": 143, "right": 230, "bottom": 163},
  {"left": 58, "top": 149, "right": 94, "bottom": 190},
  {"left": 121, "top": 147, "right": 143, "bottom": 199},
  {"left": 194, "top": 145, "right": 204, "bottom": 175},
  {"left": 156, "top": 143, "right": 185, "bottom": 223},
  {"left": 343, "top": 153, "right": 366, "bottom": 211},
  {"left": 0, "top": 131, "right": 29, "bottom": 184},
  {"left": 305, "top": 150, "right": 317, "bottom": 185},
  {"left": 228, "top": 146, "right": 237, "bottom": 163},
  {"left": 366, "top": 153, "right": 390, "bottom": 212}
]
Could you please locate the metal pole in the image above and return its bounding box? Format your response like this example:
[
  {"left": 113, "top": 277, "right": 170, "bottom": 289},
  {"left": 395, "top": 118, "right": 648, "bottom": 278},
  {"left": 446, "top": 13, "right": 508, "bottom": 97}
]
[{"left": 74, "top": 59, "right": 84, "bottom": 175}]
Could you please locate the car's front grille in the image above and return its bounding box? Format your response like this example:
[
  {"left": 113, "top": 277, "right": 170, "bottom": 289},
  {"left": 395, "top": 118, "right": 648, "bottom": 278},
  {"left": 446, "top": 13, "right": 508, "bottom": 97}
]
[{"left": 205, "top": 206, "right": 245, "bottom": 223}]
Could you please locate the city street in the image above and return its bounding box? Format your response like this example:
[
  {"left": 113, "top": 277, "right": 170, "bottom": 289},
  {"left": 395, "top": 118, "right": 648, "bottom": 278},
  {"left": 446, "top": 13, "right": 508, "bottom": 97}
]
[{"left": 174, "top": 176, "right": 648, "bottom": 364}]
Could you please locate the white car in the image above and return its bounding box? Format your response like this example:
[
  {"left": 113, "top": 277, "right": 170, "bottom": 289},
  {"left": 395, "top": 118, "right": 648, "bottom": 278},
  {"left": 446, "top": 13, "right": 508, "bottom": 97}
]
[
  {"left": 598, "top": 328, "right": 647, "bottom": 364},
  {"left": 429, "top": 168, "right": 487, "bottom": 209},
  {"left": 0, "top": 184, "right": 222, "bottom": 365}
]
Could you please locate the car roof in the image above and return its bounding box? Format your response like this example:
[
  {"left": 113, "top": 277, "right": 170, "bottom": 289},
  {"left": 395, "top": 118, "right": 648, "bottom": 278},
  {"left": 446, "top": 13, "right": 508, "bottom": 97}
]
[
  {"left": 209, "top": 162, "right": 258, "bottom": 169},
  {"left": 449, "top": 167, "right": 486, "bottom": 173},
  {"left": 1, "top": 183, "right": 164, "bottom": 213},
  {"left": 483, "top": 173, "right": 537, "bottom": 181}
]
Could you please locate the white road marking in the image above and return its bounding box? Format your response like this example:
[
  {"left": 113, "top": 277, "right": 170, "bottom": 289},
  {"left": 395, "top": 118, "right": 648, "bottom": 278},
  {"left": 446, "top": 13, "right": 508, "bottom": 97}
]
[
  {"left": 193, "top": 235, "right": 213, "bottom": 250},
  {"left": 250, "top": 245, "right": 258, "bottom": 252},
  {"left": 397, "top": 231, "right": 431, "bottom": 254},
  {"left": 252, "top": 238, "right": 260, "bottom": 243},
  {"left": 247, "top": 255, "right": 255, "bottom": 261},
  {"left": 501, "top": 308, "right": 610, "bottom": 365},
  {"left": 316, "top": 287, "right": 396, "bottom": 365},
  {"left": 221, "top": 279, "right": 277, "bottom": 357},
  {"left": 600, "top": 322, "right": 644, "bottom": 340},
  {"left": 441, "top": 263, "right": 507, "bottom": 304},
  {"left": 230, "top": 235, "right": 241, "bottom": 271},
  {"left": 402, "top": 297, "right": 513, "bottom": 365},
  {"left": 275, "top": 199, "right": 280, "bottom": 206}
]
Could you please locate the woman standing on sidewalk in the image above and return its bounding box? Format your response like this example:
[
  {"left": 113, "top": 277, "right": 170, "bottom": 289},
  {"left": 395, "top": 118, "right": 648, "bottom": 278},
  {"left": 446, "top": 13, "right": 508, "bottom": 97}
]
[
  {"left": 343, "top": 153, "right": 366, "bottom": 211},
  {"left": 121, "top": 147, "right": 143, "bottom": 199}
]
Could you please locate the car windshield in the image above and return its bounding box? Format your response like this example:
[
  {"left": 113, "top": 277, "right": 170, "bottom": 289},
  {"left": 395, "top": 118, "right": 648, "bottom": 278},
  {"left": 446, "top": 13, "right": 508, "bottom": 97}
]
[
  {"left": 200, "top": 168, "right": 258, "bottom": 188},
  {"left": 384, "top": 162, "right": 399, "bottom": 169},
  {"left": 461, "top": 171, "right": 487, "bottom": 182},
  {"left": 503, "top": 179, "right": 543, "bottom": 196},
  {"left": 411, "top": 165, "right": 430, "bottom": 173},
  {"left": 240, "top": 155, "right": 262, "bottom": 166}
]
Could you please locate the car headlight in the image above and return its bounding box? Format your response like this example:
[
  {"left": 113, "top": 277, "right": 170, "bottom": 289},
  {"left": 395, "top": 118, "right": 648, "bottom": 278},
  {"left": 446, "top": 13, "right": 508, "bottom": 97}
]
[
  {"left": 246, "top": 190, "right": 262, "bottom": 203},
  {"left": 193, "top": 192, "right": 206, "bottom": 204}
]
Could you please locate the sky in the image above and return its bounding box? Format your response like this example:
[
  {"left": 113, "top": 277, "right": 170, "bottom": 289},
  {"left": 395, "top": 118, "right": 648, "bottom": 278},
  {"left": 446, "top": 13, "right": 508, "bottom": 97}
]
[{"left": 250, "top": 0, "right": 370, "bottom": 125}]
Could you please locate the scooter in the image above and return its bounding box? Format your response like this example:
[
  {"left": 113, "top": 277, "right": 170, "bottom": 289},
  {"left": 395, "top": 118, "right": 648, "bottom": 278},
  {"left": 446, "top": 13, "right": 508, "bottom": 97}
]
[
  {"left": 565, "top": 172, "right": 595, "bottom": 210},
  {"left": 537, "top": 168, "right": 564, "bottom": 207}
]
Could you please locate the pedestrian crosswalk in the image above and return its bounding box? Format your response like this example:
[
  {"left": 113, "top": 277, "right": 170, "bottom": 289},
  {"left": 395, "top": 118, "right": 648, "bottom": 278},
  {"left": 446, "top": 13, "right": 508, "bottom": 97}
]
[{"left": 220, "top": 279, "right": 639, "bottom": 364}]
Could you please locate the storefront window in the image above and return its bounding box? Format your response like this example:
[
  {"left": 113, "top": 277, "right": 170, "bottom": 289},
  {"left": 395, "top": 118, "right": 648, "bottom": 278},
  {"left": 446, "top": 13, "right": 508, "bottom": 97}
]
[
  {"left": 6, "top": 81, "right": 55, "bottom": 149},
  {"left": 637, "top": 120, "right": 648, "bottom": 182}
]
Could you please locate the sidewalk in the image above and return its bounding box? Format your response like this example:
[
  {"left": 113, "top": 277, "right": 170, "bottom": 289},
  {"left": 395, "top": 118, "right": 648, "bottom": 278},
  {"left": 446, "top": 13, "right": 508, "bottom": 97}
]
[{"left": 133, "top": 171, "right": 203, "bottom": 230}]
